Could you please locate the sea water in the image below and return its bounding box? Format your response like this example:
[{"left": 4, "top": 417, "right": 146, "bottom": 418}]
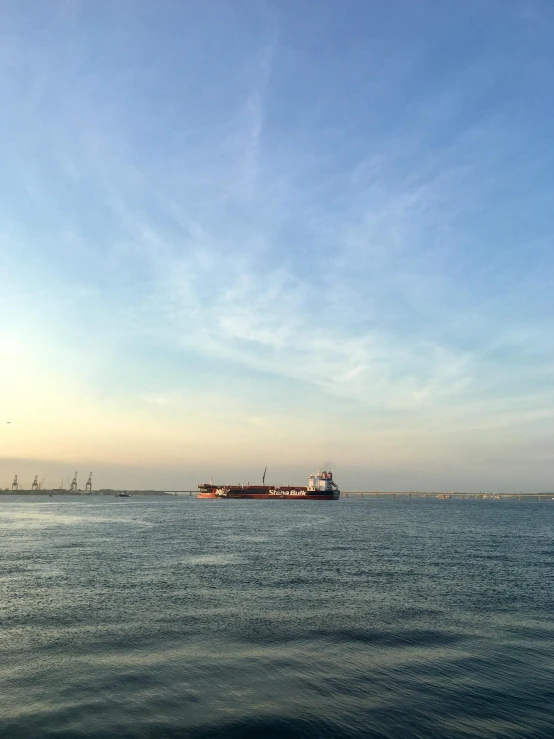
[{"left": 1, "top": 495, "right": 553, "bottom": 738}]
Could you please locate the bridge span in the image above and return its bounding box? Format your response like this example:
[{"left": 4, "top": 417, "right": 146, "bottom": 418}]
[
  {"left": 341, "top": 492, "right": 552, "bottom": 500},
  {"left": 163, "top": 490, "right": 551, "bottom": 501}
]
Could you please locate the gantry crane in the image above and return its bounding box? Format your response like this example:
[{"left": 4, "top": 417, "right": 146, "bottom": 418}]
[
  {"left": 70, "top": 471, "right": 78, "bottom": 492},
  {"left": 31, "top": 475, "right": 38, "bottom": 491},
  {"left": 11, "top": 475, "right": 18, "bottom": 491},
  {"left": 85, "top": 472, "right": 92, "bottom": 493}
]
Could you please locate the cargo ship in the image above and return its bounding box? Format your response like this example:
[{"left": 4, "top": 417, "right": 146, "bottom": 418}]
[{"left": 197, "top": 470, "right": 340, "bottom": 500}]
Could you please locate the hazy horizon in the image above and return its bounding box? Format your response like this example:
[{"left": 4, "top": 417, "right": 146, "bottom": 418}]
[{"left": 2, "top": 0, "right": 554, "bottom": 493}]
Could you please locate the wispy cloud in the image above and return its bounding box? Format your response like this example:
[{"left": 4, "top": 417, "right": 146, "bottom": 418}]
[{"left": 237, "top": 33, "right": 278, "bottom": 199}]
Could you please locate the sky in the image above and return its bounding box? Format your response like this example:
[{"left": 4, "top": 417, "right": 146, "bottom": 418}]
[{"left": 1, "top": 0, "right": 554, "bottom": 492}]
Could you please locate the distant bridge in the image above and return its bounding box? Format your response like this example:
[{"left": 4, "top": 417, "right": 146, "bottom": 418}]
[
  {"left": 341, "top": 492, "right": 553, "bottom": 500},
  {"left": 141, "top": 490, "right": 553, "bottom": 500}
]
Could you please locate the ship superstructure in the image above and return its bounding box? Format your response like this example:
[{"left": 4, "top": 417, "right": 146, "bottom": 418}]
[{"left": 197, "top": 471, "right": 340, "bottom": 500}]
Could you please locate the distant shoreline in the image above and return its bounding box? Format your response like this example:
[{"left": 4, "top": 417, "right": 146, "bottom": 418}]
[
  {"left": 1, "top": 490, "right": 552, "bottom": 498},
  {"left": 0, "top": 490, "right": 174, "bottom": 496}
]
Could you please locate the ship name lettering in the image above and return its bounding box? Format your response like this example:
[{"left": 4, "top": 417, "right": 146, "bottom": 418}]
[{"left": 269, "top": 490, "right": 305, "bottom": 496}]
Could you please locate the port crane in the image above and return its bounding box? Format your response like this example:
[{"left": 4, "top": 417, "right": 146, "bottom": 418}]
[
  {"left": 85, "top": 472, "right": 92, "bottom": 493},
  {"left": 31, "top": 475, "right": 39, "bottom": 491},
  {"left": 70, "top": 471, "right": 78, "bottom": 492},
  {"left": 11, "top": 475, "right": 18, "bottom": 491}
]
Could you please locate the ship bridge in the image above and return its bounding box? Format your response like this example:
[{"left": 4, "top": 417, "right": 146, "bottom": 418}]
[{"left": 307, "top": 471, "right": 337, "bottom": 492}]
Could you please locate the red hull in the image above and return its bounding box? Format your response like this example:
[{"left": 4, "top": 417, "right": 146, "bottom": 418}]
[
  {"left": 225, "top": 495, "right": 338, "bottom": 500},
  {"left": 197, "top": 493, "right": 339, "bottom": 500}
]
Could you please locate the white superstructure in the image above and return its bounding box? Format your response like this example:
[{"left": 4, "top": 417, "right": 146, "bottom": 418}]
[{"left": 307, "top": 470, "right": 338, "bottom": 492}]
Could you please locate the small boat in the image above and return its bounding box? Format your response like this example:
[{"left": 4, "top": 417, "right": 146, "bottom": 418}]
[{"left": 115, "top": 492, "right": 131, "bottom": 498}]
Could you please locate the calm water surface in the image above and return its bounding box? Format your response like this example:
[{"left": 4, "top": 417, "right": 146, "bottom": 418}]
[{"left": 1, "top": 496, "right": 554, "bottom": 738}]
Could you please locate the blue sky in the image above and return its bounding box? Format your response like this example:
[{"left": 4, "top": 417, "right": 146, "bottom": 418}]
[{"left": 1, "top": 0, "right": 554, "bottom": 491}]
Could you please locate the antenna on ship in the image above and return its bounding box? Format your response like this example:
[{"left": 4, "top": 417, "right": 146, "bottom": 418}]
[{"left": 262, "top": 467, "right": 267, "bottom": 485}]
